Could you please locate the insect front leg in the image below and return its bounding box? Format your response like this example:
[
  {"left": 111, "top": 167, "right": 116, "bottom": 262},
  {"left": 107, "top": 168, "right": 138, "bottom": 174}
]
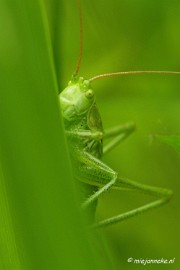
[
  {"left": 103, "top": 122, "right": 136, "bottom": 155},
  {"left": 66, "top": 130, "right": 103, "bottom": 140}
]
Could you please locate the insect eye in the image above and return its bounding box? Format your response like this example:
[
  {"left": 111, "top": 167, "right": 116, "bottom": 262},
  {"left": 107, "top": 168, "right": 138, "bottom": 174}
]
[{"left": 85, "top": 89, "right": 94, "bottom": 99}]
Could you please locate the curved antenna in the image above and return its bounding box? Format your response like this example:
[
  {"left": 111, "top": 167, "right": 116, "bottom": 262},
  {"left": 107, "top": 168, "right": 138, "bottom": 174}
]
[
  {"left": 74, "top": 0, "right": 83, "bottom": 76},
  {"left": 89, "top": 70, "right": 180, "bottom": 82}
]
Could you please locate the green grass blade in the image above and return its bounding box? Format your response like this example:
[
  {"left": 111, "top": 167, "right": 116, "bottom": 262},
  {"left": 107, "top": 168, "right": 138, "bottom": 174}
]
[
  {"left": 157, "top": 135, "right": 180, "bottom": 153},
  {"left": 0, "top": 161, "right": 21, "bottom": 270},
  {"left": 0, "top": 1, "right": 112, "bottom": 269}
]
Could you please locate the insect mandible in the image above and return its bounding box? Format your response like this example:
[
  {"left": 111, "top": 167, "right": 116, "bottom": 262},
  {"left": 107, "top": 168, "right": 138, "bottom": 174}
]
[{"left": 59, "top": 0, "right": 180, "bottom": 228}]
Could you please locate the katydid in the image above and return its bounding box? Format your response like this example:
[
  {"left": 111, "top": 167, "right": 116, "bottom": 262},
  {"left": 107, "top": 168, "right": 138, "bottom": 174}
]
[{"left": 59, "top": 1, "right": 179, "bottom": 228}]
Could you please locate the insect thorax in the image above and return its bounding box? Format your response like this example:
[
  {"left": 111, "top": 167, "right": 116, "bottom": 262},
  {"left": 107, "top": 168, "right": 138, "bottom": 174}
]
[{"left": 64, "top": 102, "right": 103, "bottom": 159}]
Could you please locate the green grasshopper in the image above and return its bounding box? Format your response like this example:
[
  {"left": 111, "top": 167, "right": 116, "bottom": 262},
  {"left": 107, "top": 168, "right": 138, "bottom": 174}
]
[{"left": 59, "top": 1, "right": 180, "bottom": 228}]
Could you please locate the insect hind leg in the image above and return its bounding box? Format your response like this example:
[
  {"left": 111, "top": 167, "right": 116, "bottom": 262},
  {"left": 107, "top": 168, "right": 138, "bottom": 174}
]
[
  {"left": 91, "top": 176, "right": 172, "bottom": 229},
  {"left": 92, "top": 197, "right": 171, "bottom": 229},
  {"left": 78, "top": 150, "right": 172, "bottom": 230},
  {"left": 81, "top": 177, "right": 117, "bottom": 209}
]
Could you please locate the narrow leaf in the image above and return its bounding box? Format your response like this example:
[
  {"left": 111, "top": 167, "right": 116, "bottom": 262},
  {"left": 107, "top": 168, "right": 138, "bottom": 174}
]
[{"left": 157, "top": 135, "right": 180, "bottom": 153}]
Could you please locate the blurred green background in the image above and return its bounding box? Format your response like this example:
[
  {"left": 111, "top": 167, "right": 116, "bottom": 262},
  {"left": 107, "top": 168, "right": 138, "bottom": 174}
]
[
  {"left": 0, "top": 0, "right": 179, "bottom": 269},
  {"left": 60, "top": 0, "right": 180, "bottom": 269}
]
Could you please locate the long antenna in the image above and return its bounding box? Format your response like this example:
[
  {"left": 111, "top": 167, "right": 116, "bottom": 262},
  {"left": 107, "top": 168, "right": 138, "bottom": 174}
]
[
  {"left": 89, "top": 70, "right": 180, "bottom": 82},
  {"left": 74, "top": 0, "right": 83, "bottom": 76}
]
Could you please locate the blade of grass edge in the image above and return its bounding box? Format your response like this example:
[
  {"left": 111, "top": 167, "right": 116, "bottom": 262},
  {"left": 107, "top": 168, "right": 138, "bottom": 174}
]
[{"left": 0, "top": 0, "right": 113, "bottom": 269}]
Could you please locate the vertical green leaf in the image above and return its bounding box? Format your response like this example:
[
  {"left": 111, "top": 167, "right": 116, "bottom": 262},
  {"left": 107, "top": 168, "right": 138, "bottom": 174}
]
[{"left": 0, "top": 0, "right": 111, "bottom": 269}]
